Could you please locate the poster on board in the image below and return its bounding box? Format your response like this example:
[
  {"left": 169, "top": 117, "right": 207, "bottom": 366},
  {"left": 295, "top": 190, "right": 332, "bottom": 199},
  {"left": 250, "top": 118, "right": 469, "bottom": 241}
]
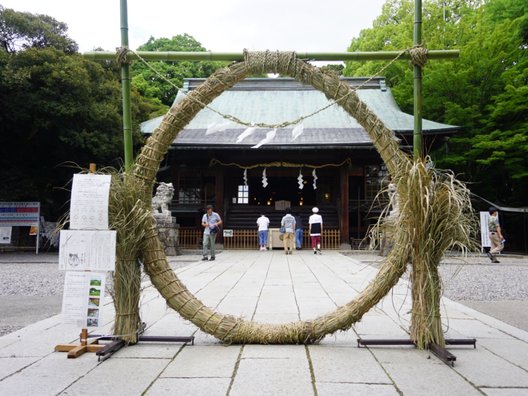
[
  {"left": 61, "top": 271, "right": 106, "bottom": 328},
  {"left": 58, "top": 230, "right": 116, "bottom": 271},
  {"left": 480, "top": 211, "right": 500, "bottom": 250},
  {"left": 0, "top": 227, "right": 12, "bottom": 244},
  {"left": 69, "top": 174, "right": 111, "bottom": 230}
]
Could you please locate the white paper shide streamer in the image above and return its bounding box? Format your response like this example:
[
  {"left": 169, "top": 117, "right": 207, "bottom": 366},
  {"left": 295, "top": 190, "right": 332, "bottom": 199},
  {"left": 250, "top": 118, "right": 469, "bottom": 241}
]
[
  {"left": 262, "top": 168, "right": 268, "bottom": 188},
  {"left": 243, "top": 169, "right": 248, "bottom": 187},
  {"left": 206, "top": 120, "right": 232, "bottom": 135},
  {"left": 297, "top": 169, "right": 304, "bottom": 190},
  {"left": 291, "top": 124, "right": 304, "bottom": 141},
  {"left": 236, "top": 126, "right": 257, "bottom": 143},
  {"left": 312, "top": 169, "right": 318, "bottom": 190},
  {"left": 252, "top": 129, "right": 276, "bottom": 149}
]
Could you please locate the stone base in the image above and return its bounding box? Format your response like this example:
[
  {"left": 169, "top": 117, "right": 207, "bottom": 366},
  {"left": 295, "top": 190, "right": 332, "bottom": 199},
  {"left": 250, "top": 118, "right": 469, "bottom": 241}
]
[{"left": 154, "top": 215, "right": 180, "bottom": 256}]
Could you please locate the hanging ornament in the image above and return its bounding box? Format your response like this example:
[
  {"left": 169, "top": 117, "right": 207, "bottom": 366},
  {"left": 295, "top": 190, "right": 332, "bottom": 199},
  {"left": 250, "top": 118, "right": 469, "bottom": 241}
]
[
  {"left": 297, "top": 169, "right": 304, "bottom": 190},
  {"left": 243, "top": 168, "right": 248, "bottom": 187},
  {"left": 236, "top": 125, "right": 257, "bottom": 143},
  {"left": 252, "top": 128, "right": 277, "bottom": 149},
  {"left": 262, "top": 168, "right": 268, "bottom": 188},
  {"left": 312, "top": 169, "right": 318, "bottom": 190},
  {"left": 291, "top": 124, "right": 304, "bottom": 141},
  {"left": 206, "top": 120, "right": 232, "bottom": 135}
]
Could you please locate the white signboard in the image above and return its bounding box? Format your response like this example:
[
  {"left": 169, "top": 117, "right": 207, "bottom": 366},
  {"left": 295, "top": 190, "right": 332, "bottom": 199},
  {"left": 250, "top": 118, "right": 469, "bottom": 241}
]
[
  {"left": 69, "top": 174, "right": 111, "bottom": 230},
  {"left": 480, "top": 211, "right": 499, "bottom": 249},
  {"left": 61, "top": 271, "right": 106, "bottom": 328},
  {"left": 0, "top": 227, "right": 12, "bottom": 244},
  {"left": 59, "top": 230, "right": 116, "bottom": 271}
]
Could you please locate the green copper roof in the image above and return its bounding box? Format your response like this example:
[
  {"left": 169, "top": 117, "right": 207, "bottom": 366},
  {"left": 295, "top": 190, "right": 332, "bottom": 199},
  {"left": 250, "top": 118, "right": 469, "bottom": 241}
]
[{"left": 140, "top": 77, "right": 458, "bottom": 147}]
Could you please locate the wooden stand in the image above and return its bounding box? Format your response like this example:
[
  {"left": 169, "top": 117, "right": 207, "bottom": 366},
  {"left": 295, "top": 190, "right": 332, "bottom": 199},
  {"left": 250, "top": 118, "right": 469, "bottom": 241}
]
[{"left": 55, "top": 328, "right": 105, "bottom": 358}]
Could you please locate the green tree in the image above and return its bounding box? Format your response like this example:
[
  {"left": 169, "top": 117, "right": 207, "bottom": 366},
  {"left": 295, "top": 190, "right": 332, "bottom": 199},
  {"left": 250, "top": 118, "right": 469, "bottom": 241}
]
[
  {"left": 344, "top": 0, "right": 527, "bottom": 206},
  {"left": 0, "top": 8, "right": 157, "bottom": 218},
  {"left": 0, "top": 5, "right": 77, "bottom": 53},
  {"left": 131, "top": 34, "right": 226, "bottom": 107}
]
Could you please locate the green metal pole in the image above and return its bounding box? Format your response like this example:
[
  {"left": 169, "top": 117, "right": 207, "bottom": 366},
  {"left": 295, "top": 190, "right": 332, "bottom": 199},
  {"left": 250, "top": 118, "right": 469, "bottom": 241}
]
[
  {"left": 120, "top": 0, "right": 133, "bottom": 172},
  {"left": 413, "top": 0, "right": 423, "bottom": 159},
  {"left": 84, "top": 50, "right": 459, "bottom": 62}
]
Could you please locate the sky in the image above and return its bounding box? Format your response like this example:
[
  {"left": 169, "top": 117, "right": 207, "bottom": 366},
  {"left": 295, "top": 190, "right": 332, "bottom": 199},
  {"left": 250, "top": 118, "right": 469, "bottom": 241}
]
[{"left": 1, "top": 0, "right": 386, "bottom": 54}]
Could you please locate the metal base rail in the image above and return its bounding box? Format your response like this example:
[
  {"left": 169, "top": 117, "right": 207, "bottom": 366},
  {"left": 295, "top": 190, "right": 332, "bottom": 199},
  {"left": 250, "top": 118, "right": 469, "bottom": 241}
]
[
  {"left": 357, "top": 338, "right": 476, "bottom": 367},
  {"left": 89, "top": 323, "right": 194, "bottom": 361}
]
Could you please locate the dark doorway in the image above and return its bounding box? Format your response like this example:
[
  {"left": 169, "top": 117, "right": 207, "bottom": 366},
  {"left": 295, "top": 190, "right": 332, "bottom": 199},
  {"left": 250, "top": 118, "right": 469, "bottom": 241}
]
[{"left": 248, "top": 177, "right": 316, "bottom": 207}]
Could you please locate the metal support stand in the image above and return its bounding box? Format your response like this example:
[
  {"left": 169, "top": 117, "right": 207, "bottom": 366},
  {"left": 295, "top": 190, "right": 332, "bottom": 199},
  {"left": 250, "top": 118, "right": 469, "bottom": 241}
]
[
  {"left": 357, "top": 338, "right": 476, "bottom": 367},
  {"left": 88, "top": 323, "right": 194, "bottom": 361}
]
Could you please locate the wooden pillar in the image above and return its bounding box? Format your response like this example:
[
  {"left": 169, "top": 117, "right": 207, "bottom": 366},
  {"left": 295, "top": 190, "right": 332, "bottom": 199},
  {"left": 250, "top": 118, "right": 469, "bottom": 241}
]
[
  {"left": 339, "top": 166, "right": 349, "bottom": 247},
  {"left": 214, "top": 167, "right": 224, "bottom": 242}
]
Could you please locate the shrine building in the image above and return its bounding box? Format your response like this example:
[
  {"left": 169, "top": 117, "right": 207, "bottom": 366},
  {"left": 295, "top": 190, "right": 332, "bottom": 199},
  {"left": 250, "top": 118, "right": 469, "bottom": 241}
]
[{"left": 141, "top": 77, "right": 458, "bottom": 249}]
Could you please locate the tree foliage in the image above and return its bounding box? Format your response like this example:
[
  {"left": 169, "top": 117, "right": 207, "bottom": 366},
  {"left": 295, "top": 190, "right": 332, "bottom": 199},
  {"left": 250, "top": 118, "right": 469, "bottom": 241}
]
[
  {"left": 131, "top": 34, "right": 226, "bottom": 108},
  {"left": 0, "top": 5, "right": 77, "bottom": 53},
  {"left": 344, "top": 0, "right": 527, "bottom": 206},
  {"left": 0, "top": 8, "right": 156, "bottom": 218}
]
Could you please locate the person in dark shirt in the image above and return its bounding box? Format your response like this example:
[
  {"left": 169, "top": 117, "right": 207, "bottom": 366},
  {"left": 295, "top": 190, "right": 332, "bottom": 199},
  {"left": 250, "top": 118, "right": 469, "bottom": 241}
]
[{"left": 294, "top": 214, "right": 303, "bottom": 250}]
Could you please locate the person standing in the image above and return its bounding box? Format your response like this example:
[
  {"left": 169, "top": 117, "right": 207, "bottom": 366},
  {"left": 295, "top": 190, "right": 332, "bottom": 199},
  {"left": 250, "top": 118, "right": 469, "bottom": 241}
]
[
  {"left": 294, "top": 213, "right": 303, "bottom": 250},
  {"left": 281, "top": 208, "right": 296, "bottom": 255},
  {"left": 487, "top": 207, "right": 505, "bottom": 263},
  {"left": 256, "top": 213, "right": 270, "bottom": 251},
  {"left": 309, "top": 207, "right": 323, "bottom": 255},
  {"left": 201, "top": 204, "right": 222, "bottom": 261}
]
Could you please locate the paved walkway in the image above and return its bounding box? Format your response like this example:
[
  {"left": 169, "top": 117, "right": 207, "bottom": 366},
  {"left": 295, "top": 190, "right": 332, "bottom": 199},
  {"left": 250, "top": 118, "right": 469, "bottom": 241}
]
[{"left": 1, "top": 251, "right": 528, "bottom": 395}]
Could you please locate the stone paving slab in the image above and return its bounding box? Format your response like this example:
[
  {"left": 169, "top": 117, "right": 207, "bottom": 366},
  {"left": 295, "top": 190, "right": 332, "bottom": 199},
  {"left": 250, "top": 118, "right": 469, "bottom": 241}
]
[
  {"left": 61, "top": 357, "right": 169, "bottom": 395},
  {"left": 371, "top": 348, "right": 482, "bottom": 396},
  {"left": 146, "top": 378, "right": 231, "bottom": 396},
  {"left": 1, "top": 250, "right": 528, "bottom": 395},
  {"left": 316, "top": 382, "right": 400, "bottom": 396},
  {"left": 162, "top": 345, "right": 241, "bottom": 378}
]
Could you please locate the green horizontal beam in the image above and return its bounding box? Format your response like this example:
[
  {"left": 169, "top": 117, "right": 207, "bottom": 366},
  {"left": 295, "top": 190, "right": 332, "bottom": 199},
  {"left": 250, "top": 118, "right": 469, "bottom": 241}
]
[{"left": 83, "top": 50, "right": 459, "bottom": 62}]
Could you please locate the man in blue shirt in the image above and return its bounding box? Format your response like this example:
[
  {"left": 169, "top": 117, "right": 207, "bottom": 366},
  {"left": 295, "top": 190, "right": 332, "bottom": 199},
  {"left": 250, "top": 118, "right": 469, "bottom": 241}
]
[{"left": 201, "top": 205, "right": 222, "bottom": 261}]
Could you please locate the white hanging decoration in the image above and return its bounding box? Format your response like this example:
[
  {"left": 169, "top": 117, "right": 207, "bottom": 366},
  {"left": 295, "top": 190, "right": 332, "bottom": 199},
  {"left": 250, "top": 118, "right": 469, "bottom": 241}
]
[
  {"left": 291, "top": 124, "right": 304, "bottom": 141},
  {"left": 251, "top": 128, "right": 276, "bottom": 149},
  {"left": 262, "top": 168, "right": 268, "bottom": 188},
  {"left": 206, "top": 120, "right": 232, "bottom": 135},
  {"left": 236, "top": 126, "right": 257, "bottom": 143},
  {"left": 297, "top": 169, "right": 304, "bottom": 190},
  {"left": 312, "top": 169, "right": 318, "bottom": 190},
  {"left": 243, "top": 168, "right": 248, "bottom": 187}
]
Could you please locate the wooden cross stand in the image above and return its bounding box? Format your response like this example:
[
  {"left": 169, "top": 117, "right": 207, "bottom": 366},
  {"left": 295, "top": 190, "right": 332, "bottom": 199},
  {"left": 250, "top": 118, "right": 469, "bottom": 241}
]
[{"left": 55, "top": 328, "right": 105, "bottom": 358}]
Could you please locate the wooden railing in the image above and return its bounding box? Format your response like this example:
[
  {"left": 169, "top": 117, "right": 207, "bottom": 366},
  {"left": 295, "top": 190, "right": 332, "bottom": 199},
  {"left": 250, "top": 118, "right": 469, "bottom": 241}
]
[
  {"left": 178, "top": 227, "right": 202, "bottom": 249},
  {"left": 223, "top": 229, "right": 259, "bottom": 250},
  {"left": 178, "top": 228, "right": 341, "bottom": 250}
]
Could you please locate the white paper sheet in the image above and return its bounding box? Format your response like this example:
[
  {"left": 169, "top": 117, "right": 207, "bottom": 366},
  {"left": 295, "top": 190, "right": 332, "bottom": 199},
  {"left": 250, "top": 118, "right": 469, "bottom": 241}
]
[
  {"left": 70, "top": 174, "right": 111, "bottom": 230},
  {"left": 59, "top": 230, "right": 116, "bottom": 271}
]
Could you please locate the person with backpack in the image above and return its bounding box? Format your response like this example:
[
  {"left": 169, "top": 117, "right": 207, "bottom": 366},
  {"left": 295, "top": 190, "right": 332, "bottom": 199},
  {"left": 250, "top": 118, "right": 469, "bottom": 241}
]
[{"left": 281, "top": 208, "right": 296, "bottom": 255}]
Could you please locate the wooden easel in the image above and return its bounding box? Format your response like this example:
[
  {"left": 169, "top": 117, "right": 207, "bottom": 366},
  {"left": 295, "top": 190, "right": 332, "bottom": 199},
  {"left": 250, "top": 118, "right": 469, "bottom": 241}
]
[{"left": 55, "top": 328, "right": 105, "bottom": 358}]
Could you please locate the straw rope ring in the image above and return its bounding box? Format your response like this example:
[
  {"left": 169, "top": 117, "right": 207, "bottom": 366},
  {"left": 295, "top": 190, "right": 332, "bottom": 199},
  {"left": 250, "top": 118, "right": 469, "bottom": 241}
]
[{"left": 129, "top": 51, "right": 456, "bottom": 344}]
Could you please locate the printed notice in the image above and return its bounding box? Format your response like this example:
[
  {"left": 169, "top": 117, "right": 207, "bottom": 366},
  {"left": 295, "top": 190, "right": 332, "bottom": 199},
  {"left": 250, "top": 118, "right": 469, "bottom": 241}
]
[
  {"left": 0, "top": 227, "right": 12, "bottom": 244},
  {"left": 61, "top": 271, "right": 106, "bottom": 328},
  {"left": 70, "top": 173, "right": 111, "bottom": 230},
  {"left": 59, "top": 230, "right": 116, "bottom": 271}
]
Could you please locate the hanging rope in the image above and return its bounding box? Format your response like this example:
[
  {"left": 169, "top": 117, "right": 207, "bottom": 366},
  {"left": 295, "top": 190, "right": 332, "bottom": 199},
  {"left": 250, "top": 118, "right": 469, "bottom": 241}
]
[
  {"left": 128, "top": 48, "right": 410, "bottom": 130},
  {"left": 209, "top": 158, "right": 352, "bottom": 169}
]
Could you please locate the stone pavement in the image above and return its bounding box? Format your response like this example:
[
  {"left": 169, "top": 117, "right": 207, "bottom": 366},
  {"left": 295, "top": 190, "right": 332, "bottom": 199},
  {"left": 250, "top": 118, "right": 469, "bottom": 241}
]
[{"left": 1, "top": 251, "right": 528, "bottom": 395}]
